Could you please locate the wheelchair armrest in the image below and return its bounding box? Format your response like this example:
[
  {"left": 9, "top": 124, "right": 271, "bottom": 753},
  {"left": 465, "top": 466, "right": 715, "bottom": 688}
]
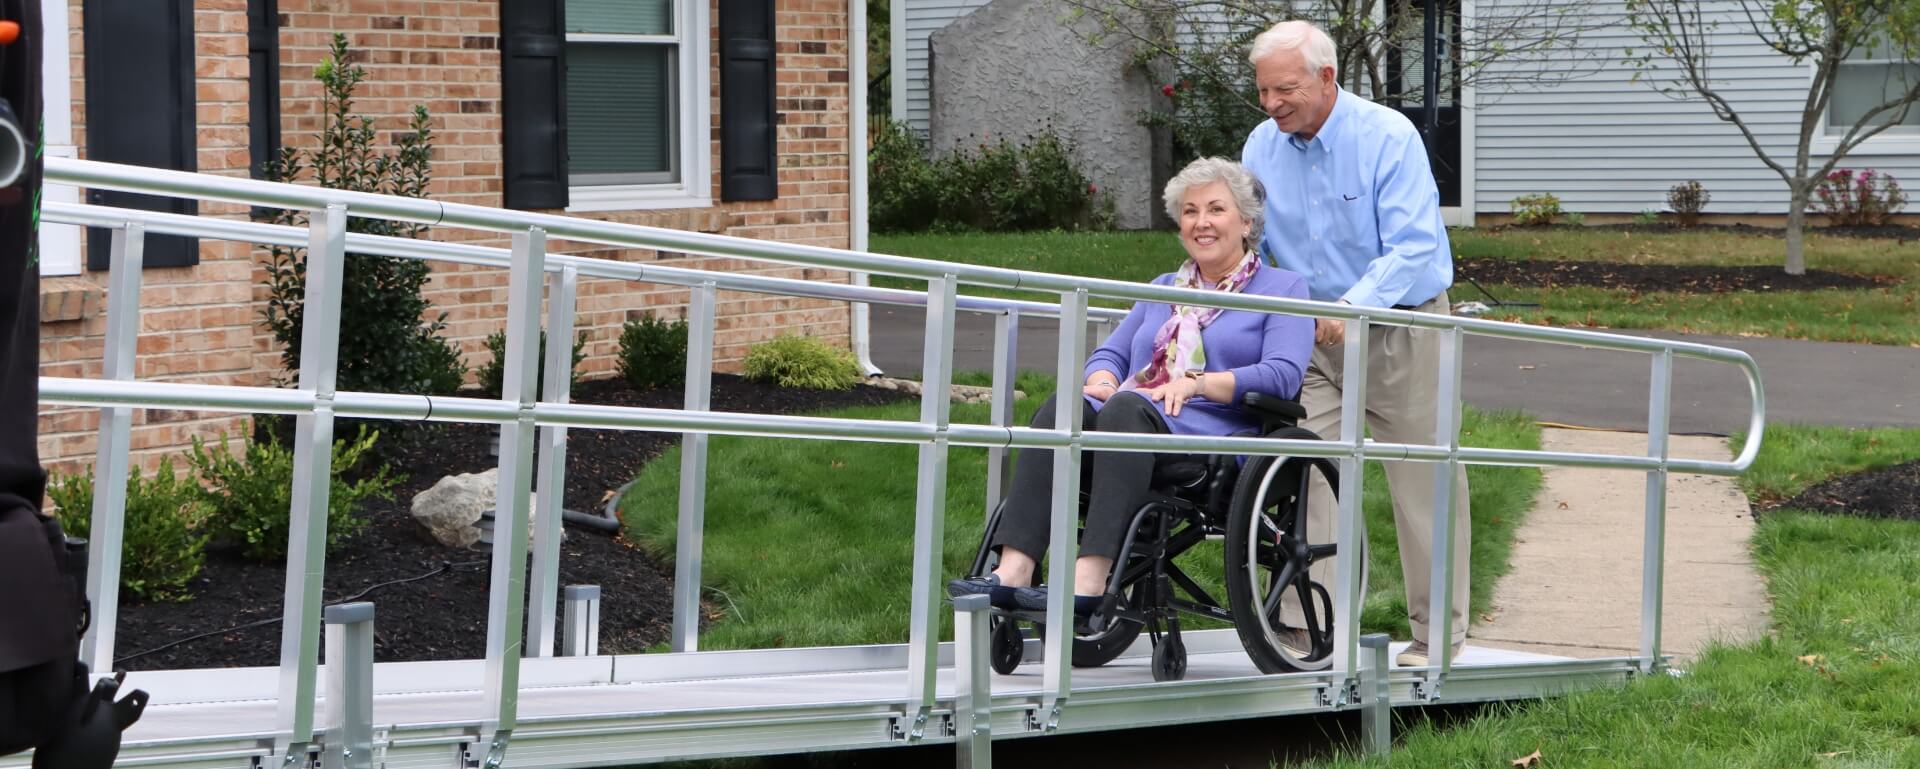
[{"left": 1242, "top": 391, "right": 1306, "bottom": 430}]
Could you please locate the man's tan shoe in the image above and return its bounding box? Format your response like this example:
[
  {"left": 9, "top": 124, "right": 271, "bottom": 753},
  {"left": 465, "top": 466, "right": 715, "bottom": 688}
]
[{"left": 1395, "top": 639, "right": 1464, "bottom": 667}]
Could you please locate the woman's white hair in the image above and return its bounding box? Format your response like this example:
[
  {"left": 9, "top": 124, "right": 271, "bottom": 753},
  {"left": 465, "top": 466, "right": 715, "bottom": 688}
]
[
  {"left": 1249, "top": 20, "right": 1338, "bottom": 80},
  {"left": 1163, "top": 157, "right": 1266, "bottom": 253}
]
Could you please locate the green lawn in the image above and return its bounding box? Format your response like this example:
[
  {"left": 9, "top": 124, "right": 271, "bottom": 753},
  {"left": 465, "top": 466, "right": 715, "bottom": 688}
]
[
  {"left": 1301, "top": 423, "right": 1920, "bottom": 768},
  {"left": 871, "top": 229, "right": 1920, "bottom": 345},
  {"left": 619, "top": 375, "right": 1541, "bottom": 649}
]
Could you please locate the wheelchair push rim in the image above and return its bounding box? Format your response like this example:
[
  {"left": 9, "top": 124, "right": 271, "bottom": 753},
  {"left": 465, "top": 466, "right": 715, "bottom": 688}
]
[{"left": 1225, "top": 435, "right": 1341, "bottom": 674}]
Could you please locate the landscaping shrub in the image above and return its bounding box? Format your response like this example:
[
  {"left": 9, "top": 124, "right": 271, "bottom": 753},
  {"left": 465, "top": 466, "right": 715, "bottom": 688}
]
[
  {"left": 46, "top": 458, "right": 210, "bottom": 602},
  {"left": 186, "top": 426, "right": 396, "bottom": 562},
  {"left": 742, "top": 335, "right": 862, "bottom": 390},
  {"left": 1508, "top": 193, "right": 1564, "bottom": 226},
  {"left": 1634, "top": 209, "right": 1661, "bottom": 227},
  {"left": 260, "top": 33, "right": 466, "bottom": 396},
  {"left": 869, "top": 118, "right": 1108, "bottom": 232},
  {"left": 1562, "top": 211, "right": 1587, "bottom": 227},
  {"left": 618, "top": 314, "right": 689, "bottom": 391},
  {"left": 479, "top": 329, "right": 587, "bottom": 400},
  {"left": 1136, "top": 57, "right": 1266, "bottom": 168},
  {"left": 1667, "top": 180, "right": 1710, "bottom": 227},
  {"left": 1815, "top": 168, "right": 1908, "bottom": 227}
]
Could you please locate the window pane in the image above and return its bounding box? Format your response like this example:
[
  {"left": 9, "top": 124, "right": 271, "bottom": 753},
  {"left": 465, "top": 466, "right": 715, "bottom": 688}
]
[
  {"left": 568, "top": 0, "right": 671, "bottom": 35},
  {"left": 1830, "top": 62, "right": 1920, "bottom": 134},
  {"left": 566, "top": 43, "right": 676, "bottom": 181}
]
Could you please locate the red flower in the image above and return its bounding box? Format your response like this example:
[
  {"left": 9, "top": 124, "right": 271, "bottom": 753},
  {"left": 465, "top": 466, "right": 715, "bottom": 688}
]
[
  {"left": 1162, "top": 84, "right": 1177, "bottom": 97},
  {"left": 1088, "top": 182, "right": 1099, "bottom": 194}
]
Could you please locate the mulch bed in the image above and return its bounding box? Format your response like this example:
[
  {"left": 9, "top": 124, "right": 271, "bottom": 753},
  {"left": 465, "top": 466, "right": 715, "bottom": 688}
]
[
  {"left": 113, "top": 375, "right": 913, "bottom": 671},
  {"left": 1766, "top": 460, "right": 1920, "bottom": 523},
  {"left": 1455, "top": 256, "right": 1893, "bottom": 295}
]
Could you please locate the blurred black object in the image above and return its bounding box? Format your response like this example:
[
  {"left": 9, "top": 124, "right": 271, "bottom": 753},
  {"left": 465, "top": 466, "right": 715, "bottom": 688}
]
[{"left": 0, "top": 0, "right": 151, "bottom": 765}]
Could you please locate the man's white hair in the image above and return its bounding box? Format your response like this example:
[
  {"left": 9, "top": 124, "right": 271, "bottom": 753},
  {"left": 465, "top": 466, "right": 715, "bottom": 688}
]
[{"left": 1249, "top": 20, "right": 1338, "bottom": 80}]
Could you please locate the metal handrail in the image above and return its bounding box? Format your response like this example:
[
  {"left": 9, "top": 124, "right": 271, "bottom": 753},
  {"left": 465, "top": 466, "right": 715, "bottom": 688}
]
[{"left": 37, "top": 158, "right": 1766, "bottom": 763}]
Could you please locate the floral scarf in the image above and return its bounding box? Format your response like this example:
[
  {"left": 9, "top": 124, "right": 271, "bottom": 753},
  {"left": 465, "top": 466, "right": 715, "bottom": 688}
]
[{"left": 1127, "top": 251, "right": 1261, "bottom": 391}]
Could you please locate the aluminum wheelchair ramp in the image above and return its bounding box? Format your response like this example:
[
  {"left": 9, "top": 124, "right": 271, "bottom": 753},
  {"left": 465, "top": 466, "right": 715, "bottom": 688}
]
[
  {"left": 26, "top": 159, "right": 1764, "bottom": 768},
  {"left": 90, "top": 631, "right": 1629, "bottom": 769}
]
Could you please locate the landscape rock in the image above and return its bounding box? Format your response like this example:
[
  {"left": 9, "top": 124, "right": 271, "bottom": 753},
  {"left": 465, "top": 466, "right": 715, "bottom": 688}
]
[{"left": 869, "top": 377, "right": 1025, "bottom": 404}]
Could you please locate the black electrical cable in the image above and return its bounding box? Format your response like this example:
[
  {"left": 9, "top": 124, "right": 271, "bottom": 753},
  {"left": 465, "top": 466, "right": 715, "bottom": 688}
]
[
  {"left": 1462, "top": 274, "right": 1539, "bottom": 309},
  {"left": 112, "top": 558, "right": 489, "bottom": 666}
]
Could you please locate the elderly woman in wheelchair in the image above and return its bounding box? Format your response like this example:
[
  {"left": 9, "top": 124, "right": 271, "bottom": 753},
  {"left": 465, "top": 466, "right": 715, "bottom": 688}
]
[{"left": 947, "top": 157, "right": 1342, "bottom": 681}]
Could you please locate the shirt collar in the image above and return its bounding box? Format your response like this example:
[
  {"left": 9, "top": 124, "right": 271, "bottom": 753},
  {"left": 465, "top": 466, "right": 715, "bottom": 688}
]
[{"left": 1285, "top": 87, "right": 1348, "bottom": 153}]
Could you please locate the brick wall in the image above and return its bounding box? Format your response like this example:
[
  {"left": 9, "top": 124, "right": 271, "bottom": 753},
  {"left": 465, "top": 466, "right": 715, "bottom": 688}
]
[{"left": 36, "top": 0, "right": 855, "bottom": 480}]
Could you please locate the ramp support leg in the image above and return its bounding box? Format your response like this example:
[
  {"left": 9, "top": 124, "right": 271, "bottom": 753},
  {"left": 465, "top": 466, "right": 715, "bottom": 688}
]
[
  {"left": 562, "top": 584, "right": 601, "bottom": 657},
  {"left": 1358, "top": 633, "right": 1391, "bottom": 756},
  {"left": 323, "top": 603, "right": 375, "bottom": 769},
  {"left": 954, "top": 595, "right": 993, "bottom": 769}
]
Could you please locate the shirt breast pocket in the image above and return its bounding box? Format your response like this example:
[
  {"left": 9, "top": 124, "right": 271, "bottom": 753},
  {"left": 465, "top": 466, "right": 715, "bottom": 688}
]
[{"left": 1333, "top": 190, "right": 1374, "bottom": 237}]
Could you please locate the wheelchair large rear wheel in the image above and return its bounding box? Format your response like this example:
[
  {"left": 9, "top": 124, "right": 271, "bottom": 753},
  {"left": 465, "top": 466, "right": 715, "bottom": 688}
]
[{"left": 1225, "top": 432, "right": 1341, "bottom": 673}]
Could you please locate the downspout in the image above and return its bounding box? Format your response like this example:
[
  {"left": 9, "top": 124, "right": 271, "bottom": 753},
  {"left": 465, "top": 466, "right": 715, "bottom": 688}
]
[{"left": 849, "top": 0, "right": 882, "bottom": 376}]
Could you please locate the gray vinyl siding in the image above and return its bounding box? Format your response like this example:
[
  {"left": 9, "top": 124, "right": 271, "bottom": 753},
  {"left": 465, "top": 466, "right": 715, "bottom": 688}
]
[
  {"left": 902, "top": 0, "right": 994, "bottom": 135},
  {"left": 1472, "top": 0, "right": 1920, "bottom": 215}
]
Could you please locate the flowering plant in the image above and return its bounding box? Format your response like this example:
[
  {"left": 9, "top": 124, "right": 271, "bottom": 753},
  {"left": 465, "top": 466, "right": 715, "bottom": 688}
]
[{"left": 1814, "top": 168, "right": 1907, "bottom": 227}]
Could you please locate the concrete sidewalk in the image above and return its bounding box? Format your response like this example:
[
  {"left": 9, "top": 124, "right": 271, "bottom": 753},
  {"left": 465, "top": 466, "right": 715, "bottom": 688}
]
[
  {"left": 869, "top": 305, "right": 1920, "bottom": 432},
  {"left": 1469, "top": 429, "right": 1769, "bottom": 662}
]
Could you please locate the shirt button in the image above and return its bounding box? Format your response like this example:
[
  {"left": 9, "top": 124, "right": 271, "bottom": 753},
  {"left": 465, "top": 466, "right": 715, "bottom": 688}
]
[{"left": 1312, "top": 235, "right": 1320, "bottom": 241}]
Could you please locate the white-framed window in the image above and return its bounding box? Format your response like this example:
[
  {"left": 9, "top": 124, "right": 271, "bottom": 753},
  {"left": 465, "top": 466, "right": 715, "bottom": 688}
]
[
  {"left": 564, "top": 0, "right": 713, "bottom": 212},
  {"left": 1820, "top": 44, "right": 1920, "bottom": 155},
  {"left": 38, "top": 0, "right": 81, "bottom": 277}
]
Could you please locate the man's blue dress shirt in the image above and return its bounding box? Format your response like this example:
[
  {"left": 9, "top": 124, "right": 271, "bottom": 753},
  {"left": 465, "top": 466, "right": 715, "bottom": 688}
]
[{"left": 1241, "top": 88, "right": 1453, "bottom": 309}]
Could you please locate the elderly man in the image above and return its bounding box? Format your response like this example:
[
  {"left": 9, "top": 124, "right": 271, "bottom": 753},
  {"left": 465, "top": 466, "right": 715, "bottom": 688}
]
[{"left": 1239, "top": 19, "right": 1470, "bottom": 667}]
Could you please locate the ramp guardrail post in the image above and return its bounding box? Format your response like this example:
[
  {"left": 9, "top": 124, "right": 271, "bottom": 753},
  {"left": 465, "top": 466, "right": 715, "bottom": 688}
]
[
  {"left": 1425, "top": 325, "right": 1466, "bottom": 695},
  {"left": 480, "top": 227, "right": 548, "bottom": 762},
  {"left": 1358, "top": 633, "right": 1391, "bottom": 756},
  {"left": 323, "top": 603, "right": 375, "bottom": 769},
  {"left": 562, "top": 585, "right": 601, "bottom": 657},
  {"left": 528, "top": 265, "right": 581, "bottom": 657},
  {"left": 953, "top": 594, "right": 993, "bottom": 769},
  {"left": 672, "top": 280, "right": 719, "bottom": 653},
  {"left": 904, "top": 274, "right": 957, "bottom": 740},
  {"left": 1331, "top": 316, "right": 1370, "bottom": 694},
  {"left": 1039, "top": 288, "right": 1087, "bottom": 731},
  {"left": 984, "top": 309, "right": 1019, "bottom": 518},
  {"left": 1640, "top": 349, "right": 1674, "bottom": 673},
  {"left": 275, "top": 204, "right": 349, "bottom": 762},
  {"left": 81, "top": 222, "right": 143, "bottom": 674}
]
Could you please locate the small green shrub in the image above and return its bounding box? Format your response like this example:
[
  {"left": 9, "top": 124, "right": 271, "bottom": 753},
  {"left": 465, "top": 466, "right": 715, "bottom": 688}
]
[
  {"left": 479, "top": 329, "right": 587, "bottom": 400},
  {"left": 46, "top": 458, "right": 210, "bottom": 602},
  {"left": 1137, "top": 61, "right": 1267, "bottom": 167},
  {"left": 1633, "top": 209, "right": 1661, "bottom": 227},
  {"left": 1667, "top": 180, "right": 1710, "bottom": 227},
  {"left": 869, "top": 118, "right": 1107, "bottom": 233},
  {"left": 619, "top": 315, "right": 689, "bottom": 391},
  {"left": 743, "top": 335, "right": 862, "bottom": 390},
  {"left": 1509, "top": 193, "right": 1564, "bottom": 227},
  {"left": 1562, "top": 211, "right": 1586, "bottom": 227},
  {"left": 186, "top": 426, "right": 396, "bottom": 562}
]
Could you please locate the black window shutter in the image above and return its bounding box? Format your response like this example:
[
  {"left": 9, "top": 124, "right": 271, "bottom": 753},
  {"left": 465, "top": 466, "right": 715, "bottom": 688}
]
[
  {"left": 248, "top": 0, "right": 280, "bottom": 181},
  {"left": 83, "top": 0, "right": 198, "bottom": 270},
  {"left": 720, "top": 0, "right": 777, "bottom": 201},
  {"left": 500, "top": 0, "right": 568, "bottom": 210}
]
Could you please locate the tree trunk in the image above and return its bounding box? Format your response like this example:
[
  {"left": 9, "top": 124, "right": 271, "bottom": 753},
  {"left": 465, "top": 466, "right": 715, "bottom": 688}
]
[{"left": 1784, "top": 184, "right": 1808, "bottom": 276}]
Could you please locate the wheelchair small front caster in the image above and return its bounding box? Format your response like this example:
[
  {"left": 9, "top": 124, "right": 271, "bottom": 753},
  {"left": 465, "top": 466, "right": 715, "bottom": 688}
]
[
  {"left": 1151, "top": 635, "right": 1187, "bottom": 682},
  {"left": 990, "top": 616, "right": 1023, "bottom": 674}
]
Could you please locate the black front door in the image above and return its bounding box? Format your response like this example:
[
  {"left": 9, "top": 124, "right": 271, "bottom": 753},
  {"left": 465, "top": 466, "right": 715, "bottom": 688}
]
[
  {"left": 1386, "top": 0, "right": 1462, "bottom": 208},
  {"left": 83, "top": 0, "right": 198, "bottom": 269}
]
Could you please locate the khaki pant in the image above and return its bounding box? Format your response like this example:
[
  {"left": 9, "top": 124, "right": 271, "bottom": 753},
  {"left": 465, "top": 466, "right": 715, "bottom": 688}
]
[{"left": 1280, "top": 292, "right": 1471, "bottom": 645}]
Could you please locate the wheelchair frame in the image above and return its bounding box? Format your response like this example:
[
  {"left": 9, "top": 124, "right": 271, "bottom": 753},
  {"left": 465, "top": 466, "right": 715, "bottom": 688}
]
[{"left": 966, "top": 394, "right": 1346, "bottom": 682}]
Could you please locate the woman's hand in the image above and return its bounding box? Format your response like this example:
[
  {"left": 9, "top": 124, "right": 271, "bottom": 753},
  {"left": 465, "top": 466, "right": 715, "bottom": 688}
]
[
  {"left": 1083, "top": 381, "right": 1119, "bottom": 402},
  {"left": 1141, "top": 375, "right": 1204, "bottom": 417}
]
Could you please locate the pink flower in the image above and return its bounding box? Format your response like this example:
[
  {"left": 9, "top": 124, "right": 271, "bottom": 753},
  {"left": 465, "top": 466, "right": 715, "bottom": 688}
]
[
  {"left": 1162, "top": 84, "right": 1176, "bottom": 97},
  {"left": 1088, "top": 182, "right": 1099, "bottom": 194}
]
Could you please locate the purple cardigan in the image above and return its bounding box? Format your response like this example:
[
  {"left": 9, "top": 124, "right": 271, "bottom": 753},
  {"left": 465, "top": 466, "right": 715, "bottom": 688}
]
[{"left": 1083, "top": 266, "right": 1314, "bottom": 437}]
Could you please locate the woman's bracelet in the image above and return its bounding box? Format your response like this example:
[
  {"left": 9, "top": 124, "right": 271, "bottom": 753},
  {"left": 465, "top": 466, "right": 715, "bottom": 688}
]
[{"left": 1089, "top": 378, "right": 1118, "bottom": 390}]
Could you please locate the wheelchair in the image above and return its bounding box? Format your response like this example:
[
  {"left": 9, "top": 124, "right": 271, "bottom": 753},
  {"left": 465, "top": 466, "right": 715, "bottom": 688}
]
[{"left": 964, "top": 392, "right": 1345, "bottom": 681}]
